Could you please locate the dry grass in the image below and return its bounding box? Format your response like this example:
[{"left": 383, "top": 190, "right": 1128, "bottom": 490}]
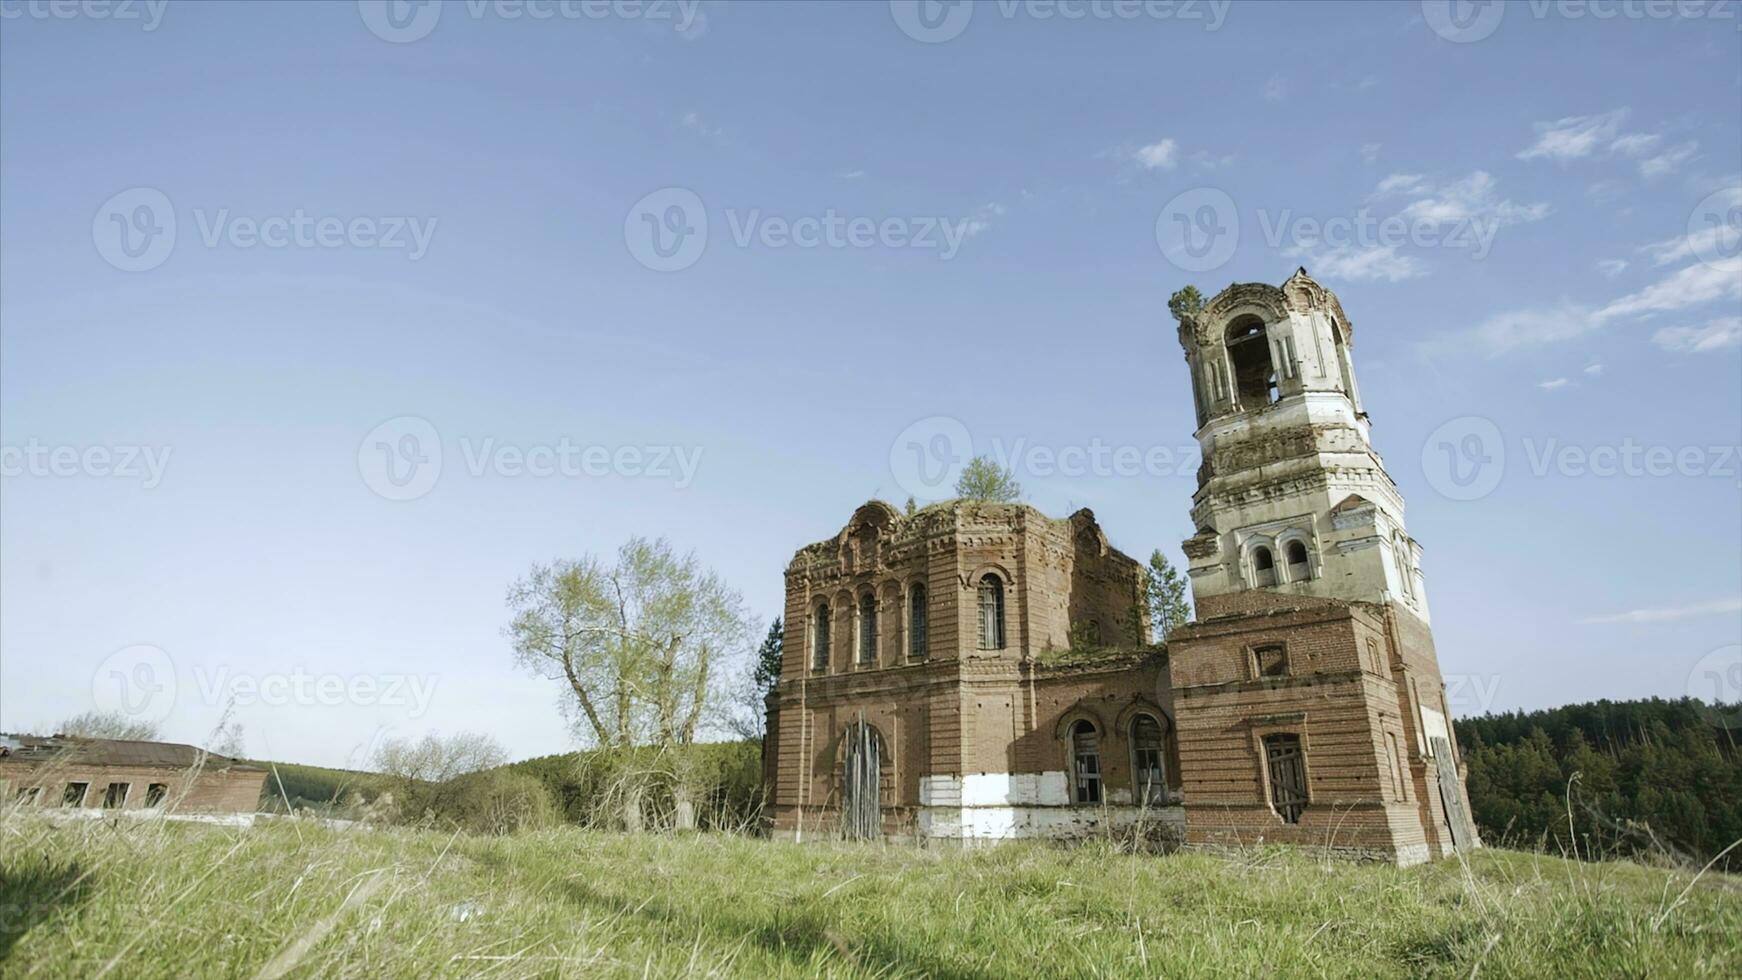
[{"left": 1, "top": 810, "right": 1738, "bottom": 978}]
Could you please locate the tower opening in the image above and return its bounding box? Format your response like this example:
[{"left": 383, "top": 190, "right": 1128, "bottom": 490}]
[{"left": 1226, "top": 316, "right": 1278, "bottom": 408}]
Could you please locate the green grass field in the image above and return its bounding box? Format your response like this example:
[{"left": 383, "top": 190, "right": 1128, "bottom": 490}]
[{"left": 2, "top": 813, "right": 1738, "bottom": 978}]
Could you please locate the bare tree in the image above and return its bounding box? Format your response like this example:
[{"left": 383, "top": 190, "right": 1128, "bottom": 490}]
[
  {"left": 54, "top": 710, "right": 159, "bottom": 741},
  {"left": 372, "top": 731, "right": 507, "bottom": 784}
]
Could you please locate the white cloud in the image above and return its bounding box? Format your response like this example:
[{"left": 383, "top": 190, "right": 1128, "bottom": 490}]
[
  {"left": 1134, "top": 139, "right": 1178, "bottom": 170},
  {"left": 1384, "top": 170, "right": 1550, "bottom": 228},
  {"left": 1652, "top": 316, "right": 1742, "bottom": 353},
  {"left": 1538, "top": 377, "right": 1570, "bottom": 391},
  {"left": 1640, "top": 184, "right": 1741, "bottom": 264},
  {"left": 1465, "top": 257, "right": 1741, "bottom": 357},
  {"left": 837, "top": 169, "right": 865, "bottom": 179},
  {"left": 1360, "top": 143, "right": 1381, "bottom": 164},
  {"left": 1584, "top": 362, "right": 1604, "bottom": 375},
  {"left": 1640, "top": 140, "right": 1698, "bottom": 179},
  {"left": 1282, "top": 243, "right": 1423, "bottom": 283},
  {"left": 1610, "top": 132, "right": 1663, "bottom": 157},
  {"left": 1581, "top": 596, "right": 1742, "bottom": 624},
  {"left": 1594, "top": 256, "right": 1742, "bottom": 323},
  {"left": 1263, "top": 75, "right": 1287, "bottom": 102},
  {"left": 1596, "top": 258, "right": 1629, "bottom": 278},
  {"left": 1375, "top": 172, "right": 1427, "bottom": 195},
  {"left": 1189, "top": 150, "right": 1237, "bottom": 170},
  {"left": 1517, "top": 109, "right": 1628, "bottom": 161},
  {"left": 962, "top": 202, "right": 1006, "bottom": 238}
]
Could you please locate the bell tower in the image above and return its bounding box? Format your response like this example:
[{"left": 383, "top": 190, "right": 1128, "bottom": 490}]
[{"left": 1165, "top": 269, "right": 1478, "bottom": 866}]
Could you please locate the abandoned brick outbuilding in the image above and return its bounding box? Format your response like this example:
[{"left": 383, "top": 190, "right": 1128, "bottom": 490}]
[
  {"left": 0, "top": 733, "right": 266, "bottom": 816},
  {"left": 763, "top": 270, "right": 1480, "bottom": 865}
]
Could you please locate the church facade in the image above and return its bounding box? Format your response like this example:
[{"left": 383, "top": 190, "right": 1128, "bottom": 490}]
[{"left": 763, "top": 271, "right": 1479, "bottom": 865}]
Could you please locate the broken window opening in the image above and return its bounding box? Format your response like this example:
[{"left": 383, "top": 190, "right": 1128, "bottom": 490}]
[
  {"left": 62, "top": 782, "right": 88, "bottom": 808},
  {"left": 977, "top": 575, "right": 1006, "bottom": 650},
  {"left": 1252, "top": 546, "right": 1277, "bottom": 587},
  {"left": 858, "top": 593, "right": 877, "bottom": 666},
  {"left": 812, "top": 602, "right": 831, "bottom": 671},
  {"left": 1070, "top": 720, "right": 1102, "bottom": 804},
  {"left": 102, "top": 782, "right": 130, "bottom": 809},
  {"left": 1226, "top": 316, "right": 1279, "bottom": 408},
  {"left": 1253, "top": 645, "right": 1289, "bottom": 678},
  {"left": 1131, "top": 715, "right": 1167, "bottom": 805},
  {"left": 15, "top": 787, "right": 41, "bottom": 805},
  {"left": 145, "top": 783, "right": 169, "bottom": 808},
  {"left": 908, "top": 584, "right": 928, "bottom": 659},
  {"left": 1284, "top": 540, "right": 1311, "bottom": 581},
  {"left": 1264, "top": 733, "right": 1308, "bottom": 824}
]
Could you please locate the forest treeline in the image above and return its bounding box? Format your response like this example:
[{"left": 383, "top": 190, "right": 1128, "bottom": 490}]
[{"left": 1456, "top": 697, "right": 1741, "bottom": 869}]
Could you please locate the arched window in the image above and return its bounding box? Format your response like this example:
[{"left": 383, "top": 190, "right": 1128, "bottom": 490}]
[
  {"left": 1284, "top": 540, "right": 1311, "bottom": 581},
  {"left": 1131, "top": 715, "right": 1167, "bottom": 805},
  {"left": 977, "top": 575, "right": 1006, "bottom": 650},
  {"left": 1226, "top": 315, "right": 1278, "bottom": 408},
  {"left": 1252, "top": 546, "right": 1277, "bottom": 587},
  {"left": 811, "top": 603, "right": 830, "bottom": 671},
  {"left": 857, "top": 593, "right": 877, "bottom": 666},
  {"left": 1069, "top": 720, "right": 1102, "bottom": 804},
  {"left": 908, "top": 584, "right": 928, "bottom": 660}
]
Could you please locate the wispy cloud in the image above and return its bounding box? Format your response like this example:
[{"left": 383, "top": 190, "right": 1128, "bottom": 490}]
[
  {"left": 1641, "top": 183, "right": 1741, "bottom": 264},
  {"left": 1263, "top": 74, "right": 1287, "bottom": 102},
  {"left": 1652, "top": 316, "right": 1742, "bottom": 353},
  {"left": 1640, "top": 140, "right": 1699, "bottom": 179},
  {"left": 1581, "top": 596, "right": 1742, "bottom": 624},
  {"left": 1375, "top": 170, "right": 1550, "bottom": 229},
  {"left": 1464, "top": 257, "right": 1742, "bottom": 356},
  {"left": 1538, "top": 377, "right": 1570, "bottom": 391},
  {"left": 962, "top": 202, "right": 1005, "bottom": 238},
  {"left": 837, "top": 169, "right": 865, "bottom": 180},
  {"left": 1360, "top": 142, "right": 1381, "bottom": 164},
  {"left": 1596, "top": 258, "right": 1629, "bottom": 278},
  {"left": 1283, "top": 243, "right": 1423, "bottom": 283},
  {"left": 1518, "top": 108, "right": 1628, "bottom": 161}
]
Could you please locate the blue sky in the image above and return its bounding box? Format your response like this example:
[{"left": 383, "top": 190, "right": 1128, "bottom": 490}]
[{"left": 2, "top": 1, "right": 1738, "bottom": 768}]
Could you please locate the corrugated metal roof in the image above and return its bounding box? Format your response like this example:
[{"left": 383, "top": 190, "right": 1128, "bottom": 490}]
[{"left": 0, "top": 733, "right": 263, "bottom": 772}]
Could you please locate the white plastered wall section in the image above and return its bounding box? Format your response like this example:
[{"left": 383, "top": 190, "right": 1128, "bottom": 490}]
[{"left": 915, "top": 773, "right": 1185, "bottom": 841}]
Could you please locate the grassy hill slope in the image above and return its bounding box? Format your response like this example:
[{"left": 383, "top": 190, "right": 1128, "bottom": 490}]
[{"left": 3, "top": 814, "right": 1737, "bottom": 978}]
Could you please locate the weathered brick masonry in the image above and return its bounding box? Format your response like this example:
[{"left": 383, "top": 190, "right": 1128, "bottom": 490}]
[{"left": 765, "top": 271, "right": 1478, "bottom": 864}]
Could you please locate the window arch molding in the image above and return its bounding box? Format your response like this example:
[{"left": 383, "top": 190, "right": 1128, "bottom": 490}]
[{"left": 1241, "top": 535, "right": 1277, "bottom": 588}]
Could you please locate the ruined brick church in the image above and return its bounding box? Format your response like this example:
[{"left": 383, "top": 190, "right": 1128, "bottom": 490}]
[{"left": 763, "top": 271, "right": 1479, "bottom": 865}]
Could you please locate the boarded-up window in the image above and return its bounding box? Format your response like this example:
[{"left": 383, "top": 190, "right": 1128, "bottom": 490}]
[
  {"left": 812, "top": 603, "right": 831, "bottom": 671},
  {"left": 102, "top": 782, "right": 130, "bottom": 809},
  {"left": 1263, "top": 734, "right": 1307, "bottom": 824},
  {"left": 977, "top": 575, "right": 1005, "bottom": 650},
  {"left": 1253, "top": 645, "right": 1288, "bottom": 678},
  {"left": 1070, "top": 721, "right": 1102, "bottom": 804},
  {"left": 62, "top": 782, "right": 88, "bottom": 808},
  {"left": 1132, "top": 715, "right": 1167, "bottom": 805},
  {"left": 908, "top": 584, "right": 928, "bottom": 659},
  {"left": 145, "top": 783, "right": 169, "bottom": 808},
  {"left": 858, "top": 594, "right": 877, "bottom": 666}
]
